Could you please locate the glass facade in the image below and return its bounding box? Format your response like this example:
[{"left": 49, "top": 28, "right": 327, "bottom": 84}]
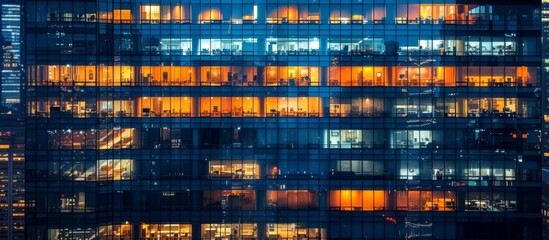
[
  {"left": 24, "top": 0, "right": 542, "bottom": 239},
  {"left": 0, "top": 0, "right": 24, "bottom": 239},
  {"left": 1, "top": 0, "right": 22, "bottom": 113}
]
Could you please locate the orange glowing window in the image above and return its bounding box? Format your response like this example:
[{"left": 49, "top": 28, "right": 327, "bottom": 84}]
[
  {"left": 329, "top": 190, "right": 386, "bottom": 211},
  {"left": 141, "top": 5, "right": 160, "bottom": 21}
]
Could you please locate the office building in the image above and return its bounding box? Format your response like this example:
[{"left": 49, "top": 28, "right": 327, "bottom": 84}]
[
  {"left": 24, "top": 0, "right": 542, "bottom": 239},
  {"left": 0, "top": 0, "right": 24, "bottom": 239}
]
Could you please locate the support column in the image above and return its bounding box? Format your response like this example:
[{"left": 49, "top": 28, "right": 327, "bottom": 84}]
[
  {"left": 321, "top": 97, "right": 330, "bottom": 117},
  {"left": 320, "top": 4, "right": 330, "bottom": 24},
  {"left": 256, "top": 221, "right": 266, "bottom": 240},
  {"left": 255, "top": 3, "right": 266, "bottom": 24},
  {"left": 192, "top": 38, "right": 200, "bottom": 56},
  {"left": 192, "top": 97, "right": 199, "bottom": 117},
  {"left": 192, "top": 222, "right": 201, "bottom": 240},
  {"left": 385, "top": 4, "right": 396, "bottom": 24},
  {"left": 320, "top": 37, "right": 328, "bottom": 56},
  {"left": 321, "top": 66, "right": 328, "bottom": 86},
  {"left": 386, "top": 65, "right": 393, "bottom": 86},
  {"left": 191, "top": 4, "right": 201, "bottom": 24},
  {"left": 192, "top": 128, "right": 200, "bottom": 148},
  {"left": 133, "top": 223, "right": 141, "bottom": 240},
  {"left": 259, "top": 97, "right": 265, "bottom": 117},
  {"left": 257, "top": 38, "right": 267, "bottom": 56},
  {"left": 256, "top": 66, "right": 265, "bottom": 86}
]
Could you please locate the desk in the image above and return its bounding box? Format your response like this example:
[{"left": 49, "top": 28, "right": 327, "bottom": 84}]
[
  {"left": 409, "top": 79, "right": 419, "bottom": 86},
  {"left": 396, "top": 79, "right": 408, "bottom": 86},
  {"left": 363, "top": 80, "right": 373, "bottom": 86},
  {"left": 180, "top": 80, "right": 192, "bottom": 86},
  {"left": 243, "top": 112, "right": 257, "bottom": 117},
  {"left": 456, "top": 81, "right": 468, "bottom": 86}
]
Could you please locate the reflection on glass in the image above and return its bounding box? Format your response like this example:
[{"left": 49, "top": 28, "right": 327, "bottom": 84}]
[
  {"left": 203, "top": 190, "right": 256, "bottom": 210},
  {"left": 98, "top": 224, "right": 132, "bottom": 240},
  {"left": 266, "top": 190, "right": 319, "bottom": 210}
]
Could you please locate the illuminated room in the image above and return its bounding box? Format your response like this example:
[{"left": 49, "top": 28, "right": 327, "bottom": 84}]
[
  {"left": 328, "top": 66, "right": 387, "bottom": 86},
  {"left": 158, "top": 4, "right": 190, "bottom": 23},
  {"left": 266, "top": 4, "right": 299, "bottom": 24},
  {"left": 140, "top": 5, "right": 160, "bottom": 22},
  {"left": 98, "top": 100, "right": 134, "bottom": 117},
  {"left": 59, "top": 192, "right": 88, "bottom": 213},
  {"left": 265, "top": 66, "right": 319, "bottom": 86},
  {"left": 57, "top": 158, "right": 132, "bottom": 181},
  {"left": 98, "top": 128, "right": 137, "bottom": 149},
  {"left": 98, "top": 225, "right": 132, "bottom": 240},
  {"left": 140, "top": 66, "right": 194, "bottom": 86},
  {"left": 266, "top": 224, "right": 323, "bottom": 239},
  {"left": 199, "top": 97, "right": 259, "bottom": 117},
  {"left": 141, "top": 223, "right": 191, "bottom": 240},
  {"left": 329, "top": 190, "right": 387, "bottom": 211},
  {"left": 465, "top": 192, "right": 517, "bottom": 212},
  {"left": 394, "top": 66, "right": 453, "bottom": 86},
  {"left": 355, "top": 5, "right": 386, "bottom": 23},
  {"left": 199, "top": 39, "right": 250, "bottom": 55},
  {"left": 47, "top": 129, "right": 98, "bottom": 150},
  {"left": 297, "top": 4, "right": 320, "bottom": 23},
  {"left": 327, "top": 129, "right": 363, "bottom": 148},
  {"left": 452, "top": 97, "right": 518, "bottom": 117},
  {"left": 27, "top": 98, "right": 87, "bottom": 118},
  {"left": 392, "top": 97, "right": 435, "bottom": 118},
  {"left": 390, "top": 130, "right": 432, "bottom": 149},
  {"left": 201, "top": 224, "right": 257, "bottom": 240},
  {"left": 97, "top": 159, "right": 133, "bottom": 181},
  {"left": 329, "top": 4, "right": 352, "bottom": 24},
  {"left": 208, "top": 160, "right": 260, "bottom": 179},
  {"left": 264, "top": 97, "right": 321, "bottom": 117},
  {"left": 198, "top": 5, "right": 222, "bottom": 23},
  {"left": 266, "top": 37, "right": 320, "bottom": 55},
  {"left": 140, "top": 4, "right": 192, "bottom": 23},
  {"left": 329, "top": 97, "right": 384, "bottom": 117},
  {"left": 327, "top": 38, "right": 385, "bottom": 55},
  {"left": 199, "top": 66, "right": 257, "bottom": 85},
  {"left": 160, "top": 38, "right": 192, "bottom": 56},
  {"left": 396, "top": 190, "right": 456, "bottom": 211},
  {"left": 53, "top": 65, "right": 97, "bottom": 86},
  {"left": 96, "top": 66, "right": 133, "bottom": 86},
  {"left": 460, "top": 160, "right": 516, "bottom": 181},
  {"left": 458, "top": 66, "right": 536, "bottom": 87},
  {"left": 138, "top": 97, "right": 193, "bottom": 117},
  {"left": 112, "top": 9, "right": 132, "bottom": 23}
]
